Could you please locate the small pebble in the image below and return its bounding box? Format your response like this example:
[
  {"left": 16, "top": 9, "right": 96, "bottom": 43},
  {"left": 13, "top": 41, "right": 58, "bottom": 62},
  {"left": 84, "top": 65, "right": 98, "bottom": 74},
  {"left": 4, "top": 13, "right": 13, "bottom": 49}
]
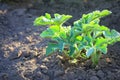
[
  {"left": 40, "top": 65, "right": 48, "bottom": 74},
  {"left": 96, "top": 70, "right": 104, "bottom": 78},
  {"left": 54, "top": 70, "right": 64, "bottom": 77},
  {"left": 90, "top": 76, "right": 99, "bottom": 80}
]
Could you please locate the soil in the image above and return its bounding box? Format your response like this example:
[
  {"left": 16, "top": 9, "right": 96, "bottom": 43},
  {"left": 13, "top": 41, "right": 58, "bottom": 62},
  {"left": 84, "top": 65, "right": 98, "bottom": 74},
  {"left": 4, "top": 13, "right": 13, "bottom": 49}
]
[{"left": 0, "top": 0, "right": 120, "bottom": 80}]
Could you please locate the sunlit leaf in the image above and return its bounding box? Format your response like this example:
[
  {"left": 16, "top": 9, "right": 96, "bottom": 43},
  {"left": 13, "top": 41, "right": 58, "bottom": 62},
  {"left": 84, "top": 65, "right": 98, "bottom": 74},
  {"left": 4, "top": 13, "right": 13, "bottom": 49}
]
[
  {"left": 69, "top": 46, "right": 75, "bottom": 56},
  {"left": 103, "top": 29, "right": 120, "bottom": 38},
  {"left": 86, "top": 47, "right": 94, "bottom": 57},
  {"left": 97, "top": 45, "right": 107, "bottom": 54},
  {"left": 45, "top": 13, "right": 51, "bottom": 19},
  {"left": 34, "top": 13, "right": 72, "bottom": 26},
  {"left": 46, "top": 43, "right": 58, "bottom": 56},
  {"left": 40, "top": 28, "right": 54, "bottom": 38}
]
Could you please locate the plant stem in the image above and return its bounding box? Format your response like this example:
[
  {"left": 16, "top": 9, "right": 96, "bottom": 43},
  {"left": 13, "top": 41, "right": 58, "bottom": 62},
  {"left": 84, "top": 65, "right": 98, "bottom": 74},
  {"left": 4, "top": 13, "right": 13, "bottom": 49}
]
[{"left": 91, "top": 50, "right": 102, "bottom": 67}]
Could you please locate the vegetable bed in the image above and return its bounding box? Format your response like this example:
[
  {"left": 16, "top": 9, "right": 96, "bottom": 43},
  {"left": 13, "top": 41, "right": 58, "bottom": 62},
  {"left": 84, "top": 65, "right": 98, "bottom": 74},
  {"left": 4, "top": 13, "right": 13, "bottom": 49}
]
[{"left": 0, "top": 0, "right": 120, "bottom": 80}]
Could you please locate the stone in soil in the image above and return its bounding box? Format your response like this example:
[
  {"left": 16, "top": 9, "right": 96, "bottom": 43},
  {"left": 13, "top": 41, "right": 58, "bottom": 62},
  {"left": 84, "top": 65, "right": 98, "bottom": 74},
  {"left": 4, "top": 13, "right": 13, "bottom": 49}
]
[
  {"left": 0, "top": 73, "right": 8, "bottom": 80},
  {"left": 23, "top": 71, "right": 33, "bottom": 79},
  {"left": 106, "top": 71, "right": 115, "bottom": 80},
  {"left": 96, "top": 70, "right": 104, "bottom": 79},
  {"left": 90, "top": 76, "right": 99, "bottom": 80},
  {"left": 54, "top": 70, "right": 64, "bottom": 77},
  {"left": 40, "top": 65, "right": 48, "bottom": 74},
  {"left": 9, "top": 49, "right": 22, "bottom": 60},
  {"left": 11, "top": 8, "right": 27, "bottom": 17},
  {"left": 88, "top": 69, "right": 96, "bottom": 76}
]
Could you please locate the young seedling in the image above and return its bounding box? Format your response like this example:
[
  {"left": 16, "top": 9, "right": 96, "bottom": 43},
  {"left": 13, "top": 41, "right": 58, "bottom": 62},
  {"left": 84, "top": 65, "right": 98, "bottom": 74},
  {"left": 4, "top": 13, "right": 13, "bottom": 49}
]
[{"left": 34, "top": 10, "right": 120, "bottom": 66}]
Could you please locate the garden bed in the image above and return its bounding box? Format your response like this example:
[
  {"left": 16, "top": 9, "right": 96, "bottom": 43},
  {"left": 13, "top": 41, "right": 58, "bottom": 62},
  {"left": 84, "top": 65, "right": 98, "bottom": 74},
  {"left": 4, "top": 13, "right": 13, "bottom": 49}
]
[{"left": 0, "top": 0, "right": 120, "bottom": 80}]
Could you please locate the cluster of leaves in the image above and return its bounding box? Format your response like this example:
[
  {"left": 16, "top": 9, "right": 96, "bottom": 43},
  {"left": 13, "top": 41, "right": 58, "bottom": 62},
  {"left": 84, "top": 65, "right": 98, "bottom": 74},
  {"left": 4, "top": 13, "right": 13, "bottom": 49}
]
[{"left": 34, "top": 10, "right": 120, "bottom": 66}]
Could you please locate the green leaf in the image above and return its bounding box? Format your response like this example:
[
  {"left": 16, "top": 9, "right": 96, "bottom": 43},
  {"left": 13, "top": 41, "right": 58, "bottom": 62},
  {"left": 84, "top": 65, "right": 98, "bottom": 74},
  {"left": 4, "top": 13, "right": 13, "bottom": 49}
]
[
  {"left": 46, "top": 43, "right": 58, "bottom": 56},
  {"left": 98, "top": 25, "right": 109, "bottom": 31},
  {"left": 95, "top": 38, "right": 108, "bottom": 46},
  {"left": 46, "top": 41, "right": 66, "bottom": 56},
  {"left": 93, "top": 31, "right": 103, "bottom": 38},
  {"left": 34, "top": 16, "right": 53, "bottom": 26},
  {"left": 45, "top": 13, "right": 51, "bottom": 19},
  {"left": 100, "top": 10, "right": 112, "bottom": 17},
  {"left": 40, "top": 28, "right": 54, "bottom": 38},
  {"left": 82, "top": 24, "right": 109, "bottom": 33},
  {"left": 82, "top": 36, "right": 93, "bottom": 47},
  {"left": 76, "top": 36, "right": 82, "bottom": 41},
  {"left": 86, "top": 47, "right": 94, "bottom": 57},
  {"left": 78, "top": 44, "right": 85, "bottom": 51},
  {"left": 34, "top": 13, "right": 72, "bottom": 26},
  {"left": 74, "top": 20, "right": 82, "bottom": 29},
  {"left": 96, "top": 44, "right": 107, "bottom": 54},
  {"left": 95, "top": 38, "right": 108, "bottom": 54},
  {"left": 53, "top": 14, "right": 72, "bottom": 25},
  {"left": 52, "top": 37, "right": 62, "bottom": 42},
  {"left": 103, "top": 29, "right": 120, "bottom": 44},
  {"left": 40, "top": 25, "right": 60, "bottom": 38},
  {"left": 73, "top": 10, "right": 111, "bottom": 29},
  {"left": 91, "top": 10, "right": 111, "bottom": 20},
  {"left": 69, "top": 46, "right": 75, "bottom": 56},
  {"left": 59, "top": 27, "right": 67, "bottom": 39},
  {"left": 103, "top": 29, "right": 120, "bottom": 38},
  {"left": 58, "top": 41, "right": 65, "bottom": 51},
  {"left": 50, "top": 25, "right": 60, "bottom": 32},
  {"left": 84, "top": 36, "right": 92, "bottom": 43}
]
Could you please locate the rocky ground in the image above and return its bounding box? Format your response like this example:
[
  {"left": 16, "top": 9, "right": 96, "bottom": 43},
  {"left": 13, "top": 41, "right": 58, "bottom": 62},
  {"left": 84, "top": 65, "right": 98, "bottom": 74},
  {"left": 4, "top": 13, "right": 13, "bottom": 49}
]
[{"left": 0, "top": 0, "right": 120, "bottom": 80}]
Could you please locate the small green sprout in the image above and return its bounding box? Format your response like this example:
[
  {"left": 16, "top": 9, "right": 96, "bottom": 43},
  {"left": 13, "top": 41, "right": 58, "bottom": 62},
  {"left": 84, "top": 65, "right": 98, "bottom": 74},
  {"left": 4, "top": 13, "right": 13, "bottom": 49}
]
[{"left": 34, "top": 10, "right": 120, "bottom": 66}]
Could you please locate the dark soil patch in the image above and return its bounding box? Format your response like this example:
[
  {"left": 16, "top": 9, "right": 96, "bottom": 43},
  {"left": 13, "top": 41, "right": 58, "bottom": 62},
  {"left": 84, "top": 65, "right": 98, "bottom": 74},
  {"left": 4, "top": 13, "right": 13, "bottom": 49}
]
[{"left": 0, "top": 0, "right": 120, "bottom": 80}]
